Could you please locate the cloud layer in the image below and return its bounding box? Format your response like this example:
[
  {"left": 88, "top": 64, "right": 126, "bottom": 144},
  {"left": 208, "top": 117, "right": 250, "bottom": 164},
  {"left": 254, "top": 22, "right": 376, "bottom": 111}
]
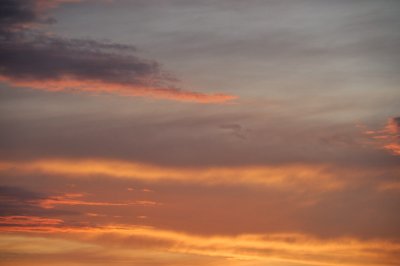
[{"left": 1, "top": 1, "right": 399, "bottom": 266}]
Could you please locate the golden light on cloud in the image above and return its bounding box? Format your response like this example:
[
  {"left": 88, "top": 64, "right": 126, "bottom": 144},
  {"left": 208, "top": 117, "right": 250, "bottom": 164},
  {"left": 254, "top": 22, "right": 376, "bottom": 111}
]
[
  {"left": 33, "top": 193, "right": 159, "bottom": 209},
  {"left": 1, "top": 222, "right": 399, "bottom": 266},
  {"left": 0, "top": 216, "right": 63, "bottom": 226},
  {"left": 0, "top": 158, "right": 344, "bottom": 190},
  {"left": 0, "top": 234, "right": 98, "bottom": 255},
  {"left": 0, "top": 76, "right": 237, "bottom": 104}
]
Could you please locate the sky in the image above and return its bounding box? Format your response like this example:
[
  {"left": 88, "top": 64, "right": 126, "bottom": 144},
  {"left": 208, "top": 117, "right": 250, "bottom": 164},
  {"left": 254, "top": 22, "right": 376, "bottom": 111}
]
[{"left": 0, "top": 1, "right": 399, "bottom": 265}]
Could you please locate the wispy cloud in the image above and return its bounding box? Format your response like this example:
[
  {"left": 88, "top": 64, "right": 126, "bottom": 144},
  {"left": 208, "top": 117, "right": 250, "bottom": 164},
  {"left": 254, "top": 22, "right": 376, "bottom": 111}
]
[
  {"left": 0, "top": 215, "right": 63, "bottom": 226},
  {"left": 34, "top": 193, "right": 159, "bottom": 209},
  {"left": 0, "top": 158, "right": 346, "bottom": 191}
]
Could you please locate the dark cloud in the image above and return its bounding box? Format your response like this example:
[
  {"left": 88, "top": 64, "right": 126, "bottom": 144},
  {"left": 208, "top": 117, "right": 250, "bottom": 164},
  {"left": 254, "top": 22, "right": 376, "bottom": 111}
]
[
  {"left": 0, "top": 0, "right": 165, "bottom": 86},
  {"left": 0, "top": 185, "right": 43, "bottom": 201},
  {"left": 0, "top": 0, "right": 235, "bottom": 103},
  {"left": 0, "top": 0, "right": 40, "bottom": 31},
  {"left": 0, "top": 185, "right": 76, "bottom": 217},
  {"left": 0, "top": 0, "right": 174, "bottom": 94},
  {"left": 391, "top": 117, "right": 400, "bottom": 131},
  {"left": 0, "top": 33, "right": 170, "bottom": 87}
]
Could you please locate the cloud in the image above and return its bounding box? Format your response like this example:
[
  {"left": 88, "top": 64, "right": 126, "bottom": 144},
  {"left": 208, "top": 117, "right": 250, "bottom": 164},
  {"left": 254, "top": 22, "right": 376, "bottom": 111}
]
[
  {"left": 0, "top": 185, "right": 43, "bottom": 201},
  {"left": 383, "top": 117, "right": 400, "bottom": 155},
  {"left": 0, "top": 0, "right": 236, "bottom": 103},
  {"left": 4, "top": 108, "right": 395, "bottom": 169},
  {"left": 1, "top": 224, "right": 399, "bottom": 266},
  {"left": 220, "top": 123, "right": 247, "bottom": 140},
  {"left": 0, "top": 185, "right": 75, "bottom": 216},
  {"left": 385, "top": 117, "right": 400, "bottom": 134},
  {"left": 0, "top": 0, "right": 46, "bottom": 31},
  {"left": 1, "top": 164, "right": 400, "bottom": 239},
  {"left": 0, "top": 215, "right": 63, "bottom": 226},
  {"left": 0, "top": 158, "right": 346, "bottom": 191},
  {"left": 0, "top": 0, "right": 82, "bottom": 31},
  {"left": 0, "top": 185, "right": 158, "bottom": 224},
  {"left": 35, "top": 193, "right": 159, "bottom": 209},
  {"left": 0, "top": 234, "right": 216, "bottom": 266},
  {"left": 378, "top": 181, "right": 400, "bottom": 192},
  {"left": 365, "top": 117, "right": 400, "bottom": 156}
]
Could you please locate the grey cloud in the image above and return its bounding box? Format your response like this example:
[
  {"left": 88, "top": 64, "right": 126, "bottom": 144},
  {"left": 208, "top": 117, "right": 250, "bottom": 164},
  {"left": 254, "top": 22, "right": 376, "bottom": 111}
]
[
  {"left": 0, "top": 0, "right": 237, "bottom": 103},
  {"left": 1, "top": 97, "right": 399, "bottom": 168},
  {"left": 0, "top": 185, "right": 44, "bottom": 202},
  {"left": 220, "top": 123, "right": 247, "bottom": 140},
  {"left": 0, "top": 1, "right": 173, "bottom": 90},
  {"left": 0, "top": 0, "right": 220, "bottom": 101},
  {"left": 107, "top": 0, "right": 399, "bottom": 96},
  {"left": 0, "top": 33, "right": 171, "bottom": 87},
  {"left": 0, "top": 185, "right": 76, "bottom": 217},
  {"left": 0, "top": 0, "right": 40, "bottom": 31}
]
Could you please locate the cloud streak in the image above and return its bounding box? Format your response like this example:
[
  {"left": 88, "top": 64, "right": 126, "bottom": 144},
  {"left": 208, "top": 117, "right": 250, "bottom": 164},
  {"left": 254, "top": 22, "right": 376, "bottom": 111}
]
[
  {"left": 0, "top": 158, "right": 346, "bottom": 191},
  {"left": 0, "top": 215, "right": 63, "bottom": 226},
  {"left": 34, "top": 193, "right": 159, "bottom": 209}
]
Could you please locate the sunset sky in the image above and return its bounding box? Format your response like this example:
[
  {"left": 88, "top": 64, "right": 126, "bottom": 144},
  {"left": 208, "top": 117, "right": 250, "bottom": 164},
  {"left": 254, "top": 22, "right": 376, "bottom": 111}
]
[{"left": 0, "top": 1, "right": 400, "bottom": 265}]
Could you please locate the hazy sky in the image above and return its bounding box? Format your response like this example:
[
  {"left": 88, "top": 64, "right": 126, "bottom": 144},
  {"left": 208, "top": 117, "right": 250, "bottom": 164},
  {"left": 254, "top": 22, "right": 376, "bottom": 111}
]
[{"left": 0, "top": 1, "right": 399, "bottom": 266}]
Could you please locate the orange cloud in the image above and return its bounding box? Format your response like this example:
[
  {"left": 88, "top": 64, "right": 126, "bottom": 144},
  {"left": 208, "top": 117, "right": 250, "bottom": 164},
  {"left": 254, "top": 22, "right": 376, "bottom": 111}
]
[
  {"left": 0, "top": 158, "right": 345, "bottom": 190},
  {"left": 31, "top": 193, "right": 159, "bottom": 209},
  {"left": 0, "top": 222, "right": 399, "bottom": 266},
  {"left": 377, "top": 181, "right": 400, "bottom": 191},
  {"left": 383, "top": 143, "right": 400, "bottom": 156},
  {"left": 0, "top": 76, "right": 237, "bottom": 104},
  {"left": 365, "top": 117, "right": 400, "bottom": 156},
  {"left": 0, "top": 215, "right": 63, "bottom": 226}
]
